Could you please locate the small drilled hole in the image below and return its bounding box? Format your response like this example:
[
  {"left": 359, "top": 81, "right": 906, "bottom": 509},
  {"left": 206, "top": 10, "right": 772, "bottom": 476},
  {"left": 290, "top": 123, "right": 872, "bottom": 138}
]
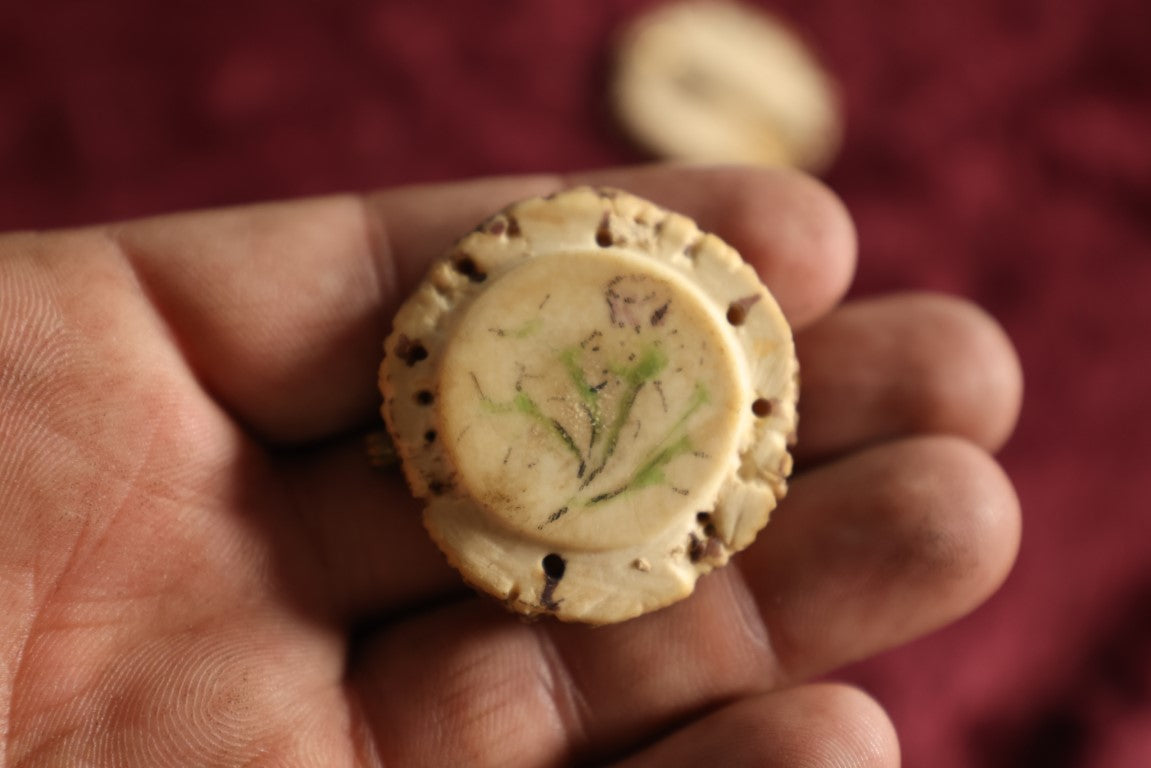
[
  {"left": 696, "top": 511, "right": 711, "bottom": 524},
  {"left": 752, "top": 398, "right": 773, "bottom": 417},
  {"left": 424, "top": 429, "right": 437, "bottom": 443},
  {"left": 726, "top": 303, "right": 748, "bottom": 325},
  {"left": 454, "top": 256, "right": 487, "bottom": 283},
  {"left": 415, "top": 390, "right": 434, "bottom": 405},
  {"left": 688, "top": 534, "right": 705, "bottom": 562},
  {"left": 396, "top": 336, "right": 428, "bottom": 366},
  {"left": 542, "top": 553, "right": 566, "bottom": 580},
  {"left": 595, "top": 227, "right": 613, "bottom": 247}
]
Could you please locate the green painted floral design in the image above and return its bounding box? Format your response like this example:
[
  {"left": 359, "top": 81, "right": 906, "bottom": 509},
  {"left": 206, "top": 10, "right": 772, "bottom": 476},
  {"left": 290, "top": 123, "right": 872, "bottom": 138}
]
[
  {"left": 465, "top": 270, "right": 722, "bottom": 528},
  {"left": 477, "top": 338, "right": 710, "bottom": 527}
]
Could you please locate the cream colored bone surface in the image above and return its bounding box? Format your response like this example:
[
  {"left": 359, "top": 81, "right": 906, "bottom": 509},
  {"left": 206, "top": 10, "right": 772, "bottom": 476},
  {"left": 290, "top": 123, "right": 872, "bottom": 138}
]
[{"left": 379, "top": 187, "right": 798, "bottom": 624}]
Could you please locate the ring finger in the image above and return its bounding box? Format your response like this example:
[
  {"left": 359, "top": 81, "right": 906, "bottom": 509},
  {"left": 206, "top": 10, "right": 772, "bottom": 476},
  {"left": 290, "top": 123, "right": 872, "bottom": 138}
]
[{"left": 348, "top": 435, "right": 1019, "bottom": 765}]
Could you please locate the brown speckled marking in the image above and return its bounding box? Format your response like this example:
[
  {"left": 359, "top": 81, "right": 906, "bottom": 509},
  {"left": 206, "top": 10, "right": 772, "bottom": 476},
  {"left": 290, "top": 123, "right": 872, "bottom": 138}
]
[
  {"left": 688, "top": 532, "right": 705, "bottom": 562},
  {"left": 684, "top": 237, "right": 705, "bottom": 260},
  {"left": 650, "top": 301, "right": 670, "bottom": 326},
  {"left": 687, "top": 528, "right": 723, "bottom": 563},
  {"left": 653, "top": 380, "right": 668, "bottom": 412},
  {"left": 395, "top": 335, "right": 428, "bottom": 366},
  {"left": 540, "top": 579, "right": 561, "bottom": 611},
  {"left": 596, "top": 213, "right": 615, "bottom": 247},
  {"left": 540, "top": 553, "right": 566, "bottom": 611},
  {"left": 726, "top": 294, "right": 761, "bottom": 326},
  {"left": 454, "top": 255, "right": 487, "bottom": 283}
]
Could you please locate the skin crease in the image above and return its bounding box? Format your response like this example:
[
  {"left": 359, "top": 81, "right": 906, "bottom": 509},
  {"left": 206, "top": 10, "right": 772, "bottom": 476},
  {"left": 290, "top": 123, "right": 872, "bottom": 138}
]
[{"left": 0, "top": 165, "right": 1021, "bottom": 767}]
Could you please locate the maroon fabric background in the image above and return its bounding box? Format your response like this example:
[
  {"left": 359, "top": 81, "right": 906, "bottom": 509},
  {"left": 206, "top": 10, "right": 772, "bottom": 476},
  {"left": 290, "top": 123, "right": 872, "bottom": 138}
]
[{"left": 3, "top": 1, "right": 1150, "bottom": 765}]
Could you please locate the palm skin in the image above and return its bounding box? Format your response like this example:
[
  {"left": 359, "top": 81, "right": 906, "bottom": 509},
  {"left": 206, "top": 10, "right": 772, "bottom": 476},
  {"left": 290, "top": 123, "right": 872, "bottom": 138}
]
[{"left": 0, "top": 166, "right": 1022, "bottom": 767}]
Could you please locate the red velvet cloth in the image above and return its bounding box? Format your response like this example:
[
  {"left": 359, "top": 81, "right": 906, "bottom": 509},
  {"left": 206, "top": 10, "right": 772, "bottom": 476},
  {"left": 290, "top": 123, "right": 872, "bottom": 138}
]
[{"left": 3, "top": 1, "right": 1150, "bottom": 765}]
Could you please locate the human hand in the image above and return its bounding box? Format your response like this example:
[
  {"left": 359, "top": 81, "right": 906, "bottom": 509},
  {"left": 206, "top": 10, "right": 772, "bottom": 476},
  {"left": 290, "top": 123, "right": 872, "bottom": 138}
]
[{"left": 0, "top": 165, "right": 1021, "bottom": 766}]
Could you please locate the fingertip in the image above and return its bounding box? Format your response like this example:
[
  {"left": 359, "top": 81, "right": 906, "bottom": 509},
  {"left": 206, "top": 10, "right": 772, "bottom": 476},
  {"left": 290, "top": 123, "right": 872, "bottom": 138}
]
[
  {"left": 855, "top": 292, "right": 1024, "bottom": 454},
  {"left": 701, "top": 684, "right": 900, "bottom": 768},
  {"left": 844, "top": 435, "right": 1021, "bottom": 617},
  {"left": 728, "top": 168, "right": 858, "bottom": 327},
  {"left": 930, "top": 435, "right": 1022, "bottom": 601},
  {"left": 935, "top": 295, "right": 1024, "bottom": 453},
  {"left": 615, "top": 683, "right": 899, "bottom": 768},
  {"left": 795, "top": 292, "right": 1024, "bottom": 462},
  {"left": 794, "top": 683, "right": 901, "bottom": 768},
  {"left": 746, "top": 435, "right": 1022, "bottom": 680}
]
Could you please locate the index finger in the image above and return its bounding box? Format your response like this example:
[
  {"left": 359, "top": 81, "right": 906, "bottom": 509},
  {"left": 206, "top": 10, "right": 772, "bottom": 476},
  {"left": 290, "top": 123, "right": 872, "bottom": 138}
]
[{"left": 109, "top": 165, "right": 856, "bottom": 443}]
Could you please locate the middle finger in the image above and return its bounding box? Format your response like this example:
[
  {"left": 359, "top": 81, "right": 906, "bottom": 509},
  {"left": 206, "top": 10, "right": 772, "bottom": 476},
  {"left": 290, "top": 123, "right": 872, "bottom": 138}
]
[{"left": 794, "top": 292, "right": 1023, "bottom": 465}]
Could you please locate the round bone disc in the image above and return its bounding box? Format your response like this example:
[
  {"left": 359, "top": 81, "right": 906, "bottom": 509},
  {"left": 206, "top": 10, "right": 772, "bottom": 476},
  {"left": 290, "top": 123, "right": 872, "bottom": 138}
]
[
  {"left": 612, "top": 0, "right": 842, "bottom": 172},
  {"left": 379, "top": 187, "right": 798, "bottom": 624}
]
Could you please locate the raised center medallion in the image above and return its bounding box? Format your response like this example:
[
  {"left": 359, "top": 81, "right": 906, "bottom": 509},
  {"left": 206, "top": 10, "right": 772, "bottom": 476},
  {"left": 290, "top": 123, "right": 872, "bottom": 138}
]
[{"left": 438, "top": 249, "right": 746, "bottom": 551}]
